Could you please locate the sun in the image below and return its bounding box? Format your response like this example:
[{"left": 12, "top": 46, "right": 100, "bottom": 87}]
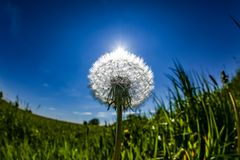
[{"left": 114, "top": 46, "right": 126, "bottom": 53}]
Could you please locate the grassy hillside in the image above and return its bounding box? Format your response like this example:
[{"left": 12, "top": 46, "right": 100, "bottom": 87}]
[
  {"left": 0, "top": 98, "right": 104, "bottom": 137},
  {"left": 1, "top": 64, "right": 240, "bottom": 159},
  {"left": 0, "top": 97, "right": 112, "bottom": 159}
]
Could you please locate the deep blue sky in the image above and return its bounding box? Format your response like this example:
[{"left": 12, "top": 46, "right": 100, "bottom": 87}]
[{"left": 0, "top": 0, "right": 240, "bottom": 124}]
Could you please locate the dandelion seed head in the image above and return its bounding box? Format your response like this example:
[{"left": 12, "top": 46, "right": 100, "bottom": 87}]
[{"left": 88, "top": 48, "right": 154, "bottom": 107}]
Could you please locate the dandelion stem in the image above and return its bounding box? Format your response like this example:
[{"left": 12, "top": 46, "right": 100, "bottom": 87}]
[{"left": 113, "top": 105, "right": 122, "bottom": 160}]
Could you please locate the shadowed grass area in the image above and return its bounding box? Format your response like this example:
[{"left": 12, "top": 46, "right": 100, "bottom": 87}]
[{"left": 0, "top": 62, "right": 240, "bottom": 159}]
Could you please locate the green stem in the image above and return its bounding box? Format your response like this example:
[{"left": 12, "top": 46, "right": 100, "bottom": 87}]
[{"left": 113, "top": 105, "right": 123, "bottom": 160}]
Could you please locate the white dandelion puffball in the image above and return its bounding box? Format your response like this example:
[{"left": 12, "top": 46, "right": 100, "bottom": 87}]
[{"left": 88, "top": 47, "right": 154, "bottom": 107}]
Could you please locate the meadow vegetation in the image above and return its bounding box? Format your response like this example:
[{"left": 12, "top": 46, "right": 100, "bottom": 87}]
[{"left": 0, "top": 63, "right": 240, "bottom": 159}]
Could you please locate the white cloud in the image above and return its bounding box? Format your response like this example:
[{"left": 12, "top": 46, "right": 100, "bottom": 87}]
[
  {"left": 96, "top": 112, "right": 109, "bottom": 118},
  {"left": 82, "top": 112, "right": 92, "bottom": 116},
  {"left": 95, "top": 111, "right": 139, "bottom": 118},
  {"left": 111, "top": 112, "right": 116, "bottom": 116},
  {"left": 124, "top": 111, "right": 135, "bottom": 115},
  {"left": 72, "top": 111, "right": 92, "bottom": 116},
  {"left": 96, "top": 111, "right": 116, "bottom": 118},
  {"left": 72, "top": 111, "right": 80, "bottom": 115}
]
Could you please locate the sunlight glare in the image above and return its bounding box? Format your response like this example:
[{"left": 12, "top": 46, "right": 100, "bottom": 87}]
[{"left": 115, "top": 46, "right": 125, "bottom": 54}]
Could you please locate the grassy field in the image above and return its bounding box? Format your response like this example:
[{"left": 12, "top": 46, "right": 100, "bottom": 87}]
[{"left": 1, "top": 63, "right": 240, "bottom": 159}]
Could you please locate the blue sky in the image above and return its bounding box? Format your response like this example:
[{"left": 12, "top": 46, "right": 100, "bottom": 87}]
[{"left": 0, "top": 0, "right": 240, "bottom": 124}]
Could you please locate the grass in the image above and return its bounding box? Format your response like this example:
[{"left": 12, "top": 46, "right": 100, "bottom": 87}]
[{"left": 0, "top": 62, "right": 240, "bottom": 159}]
